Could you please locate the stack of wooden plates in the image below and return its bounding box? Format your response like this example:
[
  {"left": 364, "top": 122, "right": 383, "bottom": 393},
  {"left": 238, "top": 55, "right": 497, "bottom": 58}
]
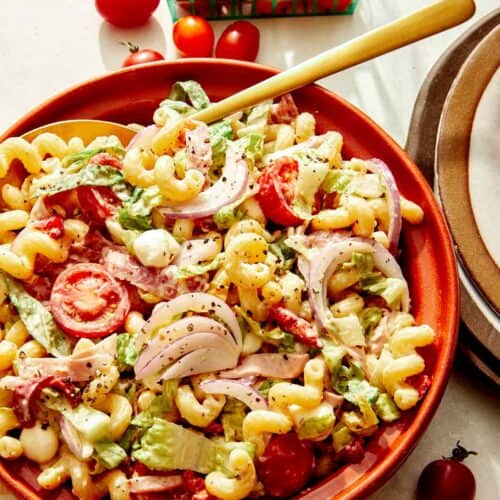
[{"left": 406, "top": 9, "right": 500, "bottom": 385}]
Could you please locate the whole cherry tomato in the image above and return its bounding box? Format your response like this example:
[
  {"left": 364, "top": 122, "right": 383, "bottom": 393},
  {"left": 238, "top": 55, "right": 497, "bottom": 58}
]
[
  {"left": 256, "top": 156, "right": 304, "bottom": 226},
  {"left": 215, "top": 21, "right": 260, "bottom": 62},
  {"left": 121, "top": 42, "right": 164, "bottom": 67},
  {"left": 50, "top": 263, "right": 130, "bottom": 338},
  {"left": 95, "top": 0, "right": 160, "bottom": 28},
  {"left": 256, "top": 433, "right": 315, "bottom": 497},
  {"left": 173, "top": 16, "right": 214, "bottom": 57},
  {"left": 417, "top": 442, "right": 477, "bottom": 500}
]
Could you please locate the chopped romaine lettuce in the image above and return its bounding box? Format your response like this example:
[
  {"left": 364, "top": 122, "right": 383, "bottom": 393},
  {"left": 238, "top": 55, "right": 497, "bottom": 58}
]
[
  {"left": 351, "top": 252, "right": 375, "bottom": 276},
  {"left": 269, "top": 237, "right": 296, "bottom": 272},
  {"left": 105, "top": 219, "right": 140, "bottom": 253},
  {"left": 44, "top": 394, "right": 111, "bottom": 443},
  {"left": 132, "top": 380, "right": 179, "bottom": 428},
  {"left": 327, "top": 314, "right": 365, "bottom": 347},
  {"left": 94, "top": 440, "right": 127, "bottom": 469},
  {"left": 344, "top": 379, "right": 379, "bottom": 406},
  {"left": 321, "top": 340, "right": 346, "bottom": 383},
  {"left": 175, "top": 253, "right": 225, "bottom": 280},
  {"left": 334, "top": 361, "right": 364, "bottom": 394},
  {"left": 292, "top": 153, "right": 329, "bottom": 219},
  {"left": 333, "top": 424, "right": 352, "bottom": 452},
  {"left": 213, "top": 204, "right": 244, "bottom": 230},
  {"left": 290, "top": 402, "right": 335, "bottom": 440},
  {"left": 209, "top": 120, "right": 234, "bottom": 166},
  {"left": 61, "top": 136, "right": 125, "bottom": 170},
  {"left": 221, "top": 398, "right": 246, "bottom": 441},
  {"left": 321, "top": 170, "right": 355, "bottom": 193},
  {"left": 374, "top": 393, "right": 401, "bottom": 422},
  {"left": 343, "top": 394, "right": 379, "bottom": 430},
  {"left": 32, "top": 164, "right": 124, "bottom": 198},
  {"left": 169, "top": 80, "right": 210, "bottom": 110},
  {"left": 237, "top": 103, "right": 271, "bottom": 138},
  {"left": 119, "top": 186, "right": 164, "bottom": 231},
  {"left": 116, "top": 333, "right": 138, "bottom": 371},
  {"left": 360, "top": 276, "right": 407, "bottom": 309},
  {"left": 234, "top": 133, "right": 264, "bottom": 167},
  {"left": 359, "top": 307, "right": 382, "bottom": 336},
  {"left": 4, "top": 275, "right": 71, "bottom": 357},
  {"left": 320, "top": 170, "right": 383, "bottom": 198}
]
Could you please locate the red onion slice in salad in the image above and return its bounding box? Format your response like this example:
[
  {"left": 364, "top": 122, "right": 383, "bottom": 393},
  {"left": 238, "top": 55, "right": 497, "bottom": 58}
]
[
  {"left": 158, "top": 144, "right": 248, "bottom": 219},
  {"left": 219, "top": 353, "right": 309, "bottom": 379},
  {"left": 139, "top": 293, "right": 242, "bottom": 350},
  {"left": 308, "top": 238, "right": 410, "bottom": 335},
  {"left": 135, "top": 332, "right": 237, "bottom": 380},
  {"left": 135, "top": 315, "right": 236, "bottom": 375},
  {"left": 158, "top": 347, "right": 239, "bottom": 381},
  {"left": 366, "top": 159, "right": 402, "bottom": 254},
  {"left": 200, "top": 379, "right": 268, "bottom": 410},
  {"left": 128, "top": 475, "right": 183, "bottom": 494},
  {"left": 60, "top": 416, "right": 93, "bottom": 461},
  {"left": 127, "top": 125, "right": 159, "bottom": 151}
]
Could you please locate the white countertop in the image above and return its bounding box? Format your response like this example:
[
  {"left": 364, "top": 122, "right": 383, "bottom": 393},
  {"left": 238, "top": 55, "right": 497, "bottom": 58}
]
[{"left": 0, "top": 1, "right": 499, "bottom": 499}]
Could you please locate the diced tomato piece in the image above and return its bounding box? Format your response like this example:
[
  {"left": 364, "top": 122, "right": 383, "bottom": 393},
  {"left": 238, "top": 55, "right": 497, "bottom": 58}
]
[
  {"left": 89, "top": 152, "right": 123, "bottom": 169},
  {"left": 256, "top": 156, "right": 304, "bottom": 226},
  {"left": 32, "top": 214, "right": 65, "bottom": 239},
  {"left": 269, "top": 305, "right": 322, "bottom": 348},
  {"left": 256, "top": 433, "right": 315, "bottom": 498},
  {"left": 77, "top": 186, "right": 120, "bottom": 224},
  {"left": 335, "top": 436, "right": 365, "bottom": 464}
]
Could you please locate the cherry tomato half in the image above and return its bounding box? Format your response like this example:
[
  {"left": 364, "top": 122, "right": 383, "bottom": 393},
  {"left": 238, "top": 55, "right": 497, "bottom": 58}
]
[
  {"left": 77, "top": 186, "right": 120, "bottom": 225},
  {"left": 50, "top": 263, "right": 130, "bottom": 338},
  {"left": 256, "top": 433, "right": 315, "bottom": 497},
  {"left": 173, "top": 16, "right": 214, "bottom": 57},
  {"left": 215, "top": 21, "right": 260, "bottom": 62},
  {"left": 95, "top": 0, "right": 160, "bottom": 28},
  {"left": 121, "top": 42, "right": 164, "bottom": 67},
  {"left": 417, "top": 442, "right": 477, "bottom": 500},
  {"left": 256, "top": 156, "right": 304, "bottom": 226}
]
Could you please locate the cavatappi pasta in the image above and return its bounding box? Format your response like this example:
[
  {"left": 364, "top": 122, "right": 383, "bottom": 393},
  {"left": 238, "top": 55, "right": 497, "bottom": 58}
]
[{"left": 0, "top": 81, "right": 434, "bottom": 499}]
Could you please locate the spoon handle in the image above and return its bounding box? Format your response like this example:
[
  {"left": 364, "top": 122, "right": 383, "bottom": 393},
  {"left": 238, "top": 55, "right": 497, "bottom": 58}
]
[{"left": 192, "top": 0, "right": 475, "bottom": 123}]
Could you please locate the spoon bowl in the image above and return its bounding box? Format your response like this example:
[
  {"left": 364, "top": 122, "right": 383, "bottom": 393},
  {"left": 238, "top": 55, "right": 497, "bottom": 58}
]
[{"left": 21, "top": 119, "right": 136, "bottom": 145}]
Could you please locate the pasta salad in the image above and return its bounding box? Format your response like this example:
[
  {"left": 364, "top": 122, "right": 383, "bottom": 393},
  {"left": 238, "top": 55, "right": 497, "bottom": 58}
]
[{"left": 0, "top": 81, "right": 434, "bottom": 500}]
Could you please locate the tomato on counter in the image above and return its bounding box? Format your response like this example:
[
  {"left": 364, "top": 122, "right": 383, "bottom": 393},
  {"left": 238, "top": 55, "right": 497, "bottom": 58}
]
[
  {"left": 215, "top": 21, "right": 260, "bottom": 62},
  {"left": 173, "top": 16, "right": 214, "bottom": 57},
  {"left": 95, "top": 0, "right": 160, "bottom": 28}
]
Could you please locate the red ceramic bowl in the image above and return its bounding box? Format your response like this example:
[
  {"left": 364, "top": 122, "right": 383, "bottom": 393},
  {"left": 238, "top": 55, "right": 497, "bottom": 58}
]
[{"left": 0, "top": 59, "right": 458, "bottom": 500}]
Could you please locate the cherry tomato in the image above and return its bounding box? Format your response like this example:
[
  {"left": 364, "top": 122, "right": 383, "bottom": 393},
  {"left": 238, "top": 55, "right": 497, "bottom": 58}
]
[
  {"left": 95, "top": 0, "right": 160, "bottom": 28},
  {"left": 215, "top": 21, "right": 260, "bottom": 62},
  {"left": 255, "top": 0, "right": 292, "bottom": 15},
  {"left": 257, "top": 433, "right": 315, "bottom": 497},
  {"left": 77, "top": 186, "right": 120, "bottom": 224},
  {"left": 50, "top": 263, "right": 130, "bottom": 338},
  {"left": 417, "top": 442, "right": 477, "bottom": 500},
  {"left": 173, "top": 16, "right": 214, "bottom": 57},
  {"left": 121, "top": 42, "right": 164, "bottom": 67},
  {"left": 256, "top": 156, "right": 304, "bottom": 226}
]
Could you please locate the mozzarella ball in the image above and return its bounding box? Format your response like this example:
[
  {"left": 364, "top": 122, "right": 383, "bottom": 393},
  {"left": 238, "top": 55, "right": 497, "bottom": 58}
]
[
  {"left": 133, "top": 229, "right": 180, "bottom": 268},
  {"left": 20, "top": 421, "right": 58, "bottom": 463}
]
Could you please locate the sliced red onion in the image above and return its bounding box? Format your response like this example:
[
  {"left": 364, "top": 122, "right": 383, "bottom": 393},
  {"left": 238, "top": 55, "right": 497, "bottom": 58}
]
[
  {"left": 158, "top": 143, "right": 248, "bottom": 219},
  {"left": 367, "top": 159, "right": 402, "bottom": 254},
  {"left": 127, "top": 125, "right": 159, "bottom": 151},
  {"left": 140, "top": 293, "right": 242, "bottom": 350},
  {"left": 60, "top": 416, "right": 93, "bottom": 461},
  {"left": 200, "top": 379, "right": 268, "bottom": 410},
  {"left": 136, "top": 315, "right": 235, "bottom": 375},
  {"left": 174, "top": 237, "right": 220, "bottom": 267},
  {"left": 136, "top": 332, "right": 237, "bottom": 380},
  {"left": 129, "top": 475, "right": 183, "bottom": 494},
  {"left": 16, "top": 354, "right": 113, "bottom": 381},
  {"left": 297, "top": 255, "right": 310, "bottom": 281},
  {"left": 219, "top": 353, "right": 309, "bottom": 380},
  {"left": 158, "top": 347, "right": 238, "bottom": 381},
  {"left": 308, "top": 238, "right": 410, "bottom": 335}
]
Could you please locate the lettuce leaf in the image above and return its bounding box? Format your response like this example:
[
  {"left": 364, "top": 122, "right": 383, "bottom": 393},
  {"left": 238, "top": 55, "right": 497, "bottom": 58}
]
[
  {"left": 94, "top": 441, "right": 127, "bottom": 469},
  {"left": 32, "top": 164, "right": 124, "bottom": 198},
  {"left": 221, "top": 398, "right": 246, "bottom": 441},
  {"left": 174, "top": 253, "right": 225, "bottom": 280},
  {"left": 119, "top": 186, "right": 164, "bottom": 231},
  {"left": 169, "top": 80, "right": 210, "bottom": 110},
  {"left": 360, "top": 276, "right": 407, "bottom": 309},
  {"left": 116, "top": 333, "right": 138, "bottom": 371},
  {"left": 4, "top": 275, "right": 71, "bottom": 357},
  {"left": 61, "top": 136, "right": 125, "bottom": 170},
  {"left": 343, "top": 379, "right": 379, "bottom": 406},
  {"left": 209, "top": 120, "right": 234, "bottom": 167},
  {"left": 132, "top": 380, "right": 179, "bottom": 428}
]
